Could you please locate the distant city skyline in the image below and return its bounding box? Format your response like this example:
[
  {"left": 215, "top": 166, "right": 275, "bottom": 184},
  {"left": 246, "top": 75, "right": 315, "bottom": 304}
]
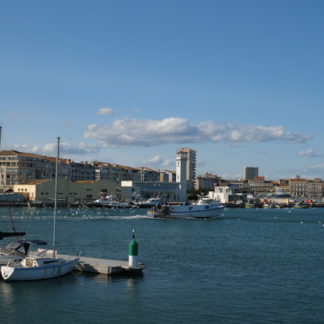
[{"left": 1, "top": 1, "right": 324, "bottom": 180}]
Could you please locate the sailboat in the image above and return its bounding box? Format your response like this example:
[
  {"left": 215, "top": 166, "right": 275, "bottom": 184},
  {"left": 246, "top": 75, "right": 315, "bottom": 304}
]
[{"left": 1, "top": 137, "right": 79, "bottom": 281}]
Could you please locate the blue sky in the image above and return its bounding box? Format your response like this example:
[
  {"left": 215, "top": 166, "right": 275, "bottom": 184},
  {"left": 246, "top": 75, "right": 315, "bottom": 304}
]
[{"left": 1, "top": 0, "right": 324, "bottom": 180}]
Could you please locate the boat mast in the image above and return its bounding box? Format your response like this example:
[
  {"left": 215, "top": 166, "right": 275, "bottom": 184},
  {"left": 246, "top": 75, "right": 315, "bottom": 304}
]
[{"left": 52, "top": 137, "right": 60, "bottom": 257}]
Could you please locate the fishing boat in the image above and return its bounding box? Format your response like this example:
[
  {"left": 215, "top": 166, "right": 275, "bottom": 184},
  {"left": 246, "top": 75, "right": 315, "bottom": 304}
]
[
  {"left": 148, "top": 197, "right": 224, "bottom": 218},
  {"left": 1, "top": 137, "right": 79, "bottom": 281}
]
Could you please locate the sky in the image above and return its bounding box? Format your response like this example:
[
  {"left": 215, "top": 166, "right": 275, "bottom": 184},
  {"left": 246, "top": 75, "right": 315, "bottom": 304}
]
[{"left": 1, "top": 0, "right": 324, "bottom": 180}]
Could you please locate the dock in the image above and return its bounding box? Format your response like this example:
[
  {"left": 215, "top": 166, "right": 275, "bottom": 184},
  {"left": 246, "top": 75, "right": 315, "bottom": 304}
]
[{"left": 58, "top": 254, "right": 144, "bottom": 275}]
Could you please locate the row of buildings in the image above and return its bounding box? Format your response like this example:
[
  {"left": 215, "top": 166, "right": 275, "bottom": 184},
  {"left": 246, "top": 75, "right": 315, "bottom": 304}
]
[
  {"left": 1, "top": 147, "right": 324, "bottom": 204},
  {"left": 0, "top": 148, "right": 194, "bottom": 203}
]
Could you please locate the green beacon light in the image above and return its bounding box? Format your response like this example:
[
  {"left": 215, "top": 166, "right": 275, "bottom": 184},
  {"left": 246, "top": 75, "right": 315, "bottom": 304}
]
[{"left": 128, "top": 229, "right": 138, "bottom": 268}]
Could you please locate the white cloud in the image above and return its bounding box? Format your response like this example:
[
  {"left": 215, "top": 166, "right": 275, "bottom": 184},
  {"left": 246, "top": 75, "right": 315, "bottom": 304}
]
[
  {"left": 162, "top": 159, "right": 173, "bottom": 168},
  {"left": 304, "top": 163, "right": 324, "bottom": 172},
  {"left": 142, "top": 155, "right": 173, "bottom": 168},
  {"left": 299, "top": 149, "right": 322, "bottom": 158},
  {"left": 97, "top": 108, "right": 115, "bottom": 115},
  {"left": 9, "top": 144, "right": 29, "bottom": 151},
  {"left": 8, "top": 110, "right": 24, "bottom": 118},
  {"left": 144, "top": 155, "right": 163, "bottom": 164},
  {"left": 10, "top": 142, "right": 100, "bottom": 156},
  {"left": 140, "top": 155, "right": 174, "bottom": 169},
  {"left": 84, "top": 117, "right": 311, "bottom": 147}
]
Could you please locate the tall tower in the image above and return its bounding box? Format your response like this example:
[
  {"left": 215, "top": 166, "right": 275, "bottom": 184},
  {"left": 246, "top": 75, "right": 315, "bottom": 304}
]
[
  {"left": 176, "top": 151, "right": 187, "bottom": 201},
  {"left": 176, "top": 148, "right": 196, "bottom": 190},
  {"left": 244, "top": 166, "right": 259, "bottom": 180}
]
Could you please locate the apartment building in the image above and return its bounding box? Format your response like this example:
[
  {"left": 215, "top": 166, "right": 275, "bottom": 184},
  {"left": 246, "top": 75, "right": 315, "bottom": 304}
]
[
  {"left": 91, "top": 161, "right": 141, "bottom": 182},
  {"left": 0, "top": 150, "right": 99, "bottom": 191},
  {"left": 306, "top": 178, "right": 324, "bottom": 199},
  {"left": 289, "top": 178, "right": 308, "bottom": 198},
  {"left": 195, "top": 173, "right": 222, "bottom": 191},
  {"left": 247, "top": 176, "right": 275, "bottom": 196},
  {"left": 0, "top": 150, "right": 58, "bottom": 191}
]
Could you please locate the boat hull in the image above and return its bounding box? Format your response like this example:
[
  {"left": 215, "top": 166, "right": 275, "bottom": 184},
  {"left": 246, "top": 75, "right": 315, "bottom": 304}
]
[
  {"left": 148, "top": 203, "right": 224, "bottom": 218},
  {"left": 1, "top": 258, "right": 79, "bottom": 281},
  {"left": 168, "top": 206, "right": 224, "bottom": 218}
]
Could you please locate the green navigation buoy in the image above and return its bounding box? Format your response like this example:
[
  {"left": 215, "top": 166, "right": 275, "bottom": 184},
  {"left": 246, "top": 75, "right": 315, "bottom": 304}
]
[{"left": 128, "top": 229, "right": 138, "bottom": 267}]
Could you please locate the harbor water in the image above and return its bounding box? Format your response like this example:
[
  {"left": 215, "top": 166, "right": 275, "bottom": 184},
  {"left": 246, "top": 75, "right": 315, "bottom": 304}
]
[{"left": 1, "top": 207, "right": 324, "bottom": 323}]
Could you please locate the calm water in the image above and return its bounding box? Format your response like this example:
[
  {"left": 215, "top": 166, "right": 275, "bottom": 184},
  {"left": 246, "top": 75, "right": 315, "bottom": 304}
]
[{"left": 1, "top": 207, "right": 324, "bottom": 323}]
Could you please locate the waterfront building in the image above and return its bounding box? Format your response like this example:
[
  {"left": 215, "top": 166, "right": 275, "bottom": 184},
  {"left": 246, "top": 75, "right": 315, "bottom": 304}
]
[
  {"left": 91, "top": 161, "right": 141, "bottom": 182},
  {"left": 0, "top": 150, "right": 101, "bottom": 192},
  {"left": 195, "top": 173, "right": 222, "bottom": 191},
  {"left": 289, "top": 178, "right": 308, "bottom": 198},
  {"left": 0, "top": 150, "right": 62, "bottom": 192},
  {"left": 139, "top": 167, "right": 160, "bottom": 182},
  {"left": 92, "top": 162, "right": 174, "bottom": 184},
  {"left": 159, "top": 170, "right": 176, "bottom": 183},
  {"left": 176, "top": 149, "right": 188, "bottom": 201},
  {"left": 247, "top": 176, "right": 275, "bottom": 196},
  {"left": 210, "top": 186, "right": 233, "bottom": 203},
  {"left": 122, "top": 149, "right": 188, "bottom": 202},
  {"left": 306, "top": 178, "right": 324, "bottom": 200},
  {"left": 121, "top": 180, "right": 182, "bottom": 202},
  {"left": 176, "top": 148, "right": 196, "bottom": 190},
  {"left": 244, "top": 166, "right": 259, "bottom": 180},
  {"left": 14, "top": 179, "right": 123, "bottom": 203},
  {"left": 66, "top": 160, "right": 95, "bottom": 181}
]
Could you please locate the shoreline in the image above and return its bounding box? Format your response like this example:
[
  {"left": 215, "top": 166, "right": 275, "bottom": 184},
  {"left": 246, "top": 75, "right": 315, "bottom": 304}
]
[{"left": 1, "top": 202, "right": 324, "bottom": 209}]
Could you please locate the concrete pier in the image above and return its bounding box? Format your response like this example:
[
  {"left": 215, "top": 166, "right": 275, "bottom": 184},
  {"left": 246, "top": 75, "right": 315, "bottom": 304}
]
[{"left": 58, "top": 254, "right": 144, "bottom": 275}]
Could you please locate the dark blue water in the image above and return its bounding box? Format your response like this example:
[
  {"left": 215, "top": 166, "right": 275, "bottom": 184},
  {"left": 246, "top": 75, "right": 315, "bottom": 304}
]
[{"left": 1, "top": 207, "right": 324, "bottom": 323}]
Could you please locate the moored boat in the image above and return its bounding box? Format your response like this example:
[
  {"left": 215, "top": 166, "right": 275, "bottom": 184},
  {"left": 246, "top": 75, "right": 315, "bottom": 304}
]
[
  {"left": 0, "top": 240, "right": 48, "bottom": 265},
  {"left": 1, "top": 256, "right": 79, "bottom": 281},
  {"left": 136, "top": 197, "right": 163, "bottom": 208},
  {"left": 94, "top": 195, "right": 131, "bottom": 208},
  {"left": 1, "top": 137, "right": 79, "bottom": 281}
]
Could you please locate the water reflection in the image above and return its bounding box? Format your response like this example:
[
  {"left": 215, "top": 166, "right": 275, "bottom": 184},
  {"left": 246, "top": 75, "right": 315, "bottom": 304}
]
[{"left": 0, "top": 281, "right": 14, "bottom": 305}]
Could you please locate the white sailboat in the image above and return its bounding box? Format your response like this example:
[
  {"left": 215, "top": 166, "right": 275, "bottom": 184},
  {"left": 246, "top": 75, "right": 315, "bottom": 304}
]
[{"left": 1, "top": 137, "right": 79, "bottom": 281}]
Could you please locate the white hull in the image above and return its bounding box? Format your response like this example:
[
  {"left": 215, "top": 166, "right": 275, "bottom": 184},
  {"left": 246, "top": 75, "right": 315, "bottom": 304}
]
[
  {"left": 94, "top": 199, "right": 130, "bottom": 208},
  {"left": 148, "top": 198, "right": 225, "bottom": 218},
  {"left": 1, "top": 257, "right": 79, "bottom": 281},
  {"left": 137, "top": 198, "right": 162, "bottom": 207},
  {"left": 168, "top": 205, "right": 224, "bottom": 218}
]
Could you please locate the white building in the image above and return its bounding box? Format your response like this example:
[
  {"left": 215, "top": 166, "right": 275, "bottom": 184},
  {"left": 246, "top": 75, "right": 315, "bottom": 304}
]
[
  {"left": 176, "top": 148, "right": 196, "bottom": 190},
  {"left": 122, "top": 148, "right": 189, "bottom": 202},
  {"left": 209, "top": 186, "right": 233, "bottom": 203}
]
